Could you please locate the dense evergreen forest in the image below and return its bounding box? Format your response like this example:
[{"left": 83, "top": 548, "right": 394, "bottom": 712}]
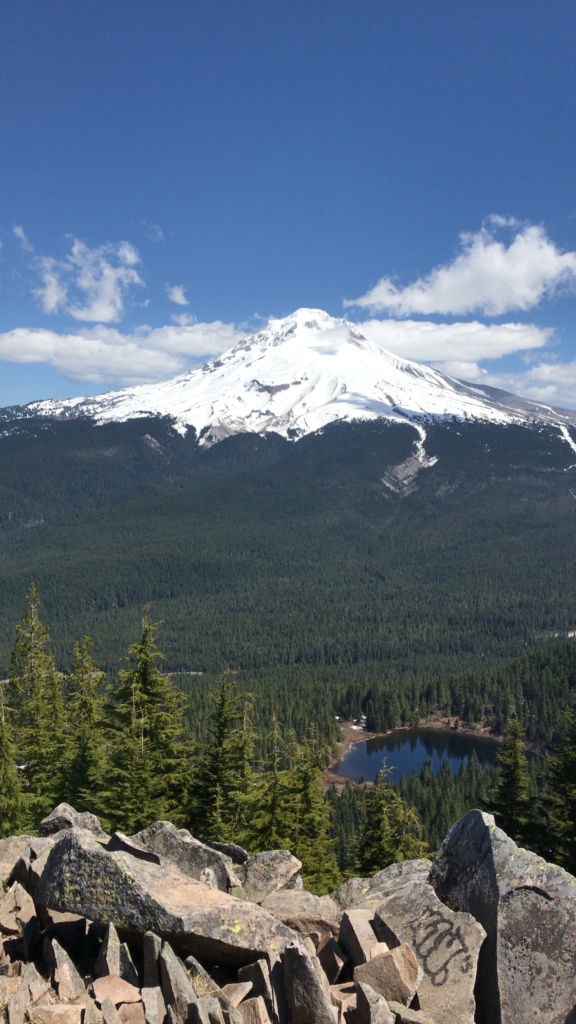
[{"left": 2, "top": 413, "right": 576, "bottom": 880}]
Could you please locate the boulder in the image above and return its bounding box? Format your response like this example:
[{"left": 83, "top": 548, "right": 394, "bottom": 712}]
[
  {"left": 282, "top": 942, "right": 336, "bottom": 1024},
  {"left": 91, "top": 976, "right": 142, "bottom": 1007},
  {"left": 131, "top": 823, "right": 242, "bottom": 892},
  {"left": 43, "top": 936, "right": 85, "bottom": 1002},
  {"left": 0, "top": 882, "right": 36, "bottom": 936},
  {"left": 237, "top": 956, "right": 287, "bottom": 1024},
  {"left": 39, "top": 804, "right": 108, "bottom": 839},
  {"left": 205, "top": 842, "right": 249, "bottom": 866},
  {"left": 260, "top": 890, "right": 339, "bottom": 944},
  {"left": 329, "top": 981, "right": 356, "bottom": 1020},
  {"left": 387, "top": 1004, "right": 437, "bottom": 1024},
  {"left": 95, "top": 922, "right": 139, "bottom": 986},
  {"left": 36, "top": 828, "right": 297, "bottom": 966},
  {"left": 317, "top": 937, "right": 348, "bottom": 984},
  {"left": 374, "top": 879, "right": 485, "bottom": 1024},
  {"left": 429, "top": 809, "right": 576, "bottom": 1024},
  {"left": 159, "top": 942, "right": 198, "bottom": 1021},
  {"left": 6, "top": 962, "right": 53, "bottom": 1024},
  {"left": 239, "top": 997, "right": 271, "bottom": 1024},
  {"left": 332, "top": 861, "right": 432, "bottom": 913},
  {"left": 220, "top": 983, "right": 253, "bottom": 1007},
  {"left": 34, "top": 1008, "right": 85, "bottom": 1024},
  {"left": 11, "top": 837, "right": 55, "bottom": 895},
  {"left": 141, "top": 986, "right": 168, "bottom": 1024},
  {"left": 354, "top": 945, "right": 423, "bottom": 1007},
  {"left": 239, "top": 852, "right": 302, "bottom": 905},
  {"left": 354, "top": 982, "right": 394, "bottom": 1024},
  {"left": 119, "top": 1005, "right": 146, "bottom": 1024},
  {"left": 0, "top": 836, "right": 38, "bottom": 889},
  {"left": 338, "top": 908, "right": 381, "bottom": 966},
  {"left": 143, "top": 932, "right": 162, "bottom": 989}
]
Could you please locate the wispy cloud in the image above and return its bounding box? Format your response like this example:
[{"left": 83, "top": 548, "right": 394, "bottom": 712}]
[
  {"left": 166, "top": 284, "right": 189, "bottom": 306},
  {"left": 141, "top": 221, "right": 165, "bottom": 243},
  {"left": 13, "top": 225, "right": 34, "bottom": 252},
  {"left": 0, "top": 321, "right": 244, "bottom": 388},
  {"left": 346, "top": 218, "right": 576, "bottom": 316},
  {"left": 29, "top": 236, "right": 144, "bottom": 323}
]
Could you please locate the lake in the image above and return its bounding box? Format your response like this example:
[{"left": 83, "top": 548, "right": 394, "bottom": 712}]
[{"left": 332, "top": 727, "right": 499, "bottom": 783}]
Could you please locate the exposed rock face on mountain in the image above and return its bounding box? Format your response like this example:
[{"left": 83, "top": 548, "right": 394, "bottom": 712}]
[
  {"left": 0, "top": 806, "right": 574, "bottom": 1024},
  {"left": 6, "top": 309, "right": 576, "bottom": 444}
]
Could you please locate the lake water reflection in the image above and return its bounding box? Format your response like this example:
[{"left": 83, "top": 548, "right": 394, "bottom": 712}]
[{"left": 333, "top": 727, "right": 498, "bottom": 783}]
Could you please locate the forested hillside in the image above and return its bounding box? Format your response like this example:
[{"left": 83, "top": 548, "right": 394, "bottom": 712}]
[{"left": 1, "top": 414, "right": 576, "bottom": 743}]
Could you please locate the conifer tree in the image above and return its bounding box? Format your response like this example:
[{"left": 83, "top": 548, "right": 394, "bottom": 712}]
[
  {"left": 486, "top": 717, "right": 530, "bottom": 844},
  {"left": 354, "top": 764, "right": 428, "bottom": 874},
  {"left": 104, "top": 611, "right": 189, "bottom": 833},
  {"left": 189, "top": 672, "right": 255, "bottom": 841},
  {"left": 287, "top": 735, "right": 341, "bottom": 894},
  {"left": 245, "top": 716, "right": 295, "bottom": 850},
  {"left": 0, "top": 688, "right": 25, "bottom": 838},
  {"left": 64, "top": 636, "right": 107, "bottom": 814},
  {"left": 8, "top": 585, "right": 69, "bottom": 823},
  {"left": 546, "top": 702, "right": 576, "bottom": 872}
]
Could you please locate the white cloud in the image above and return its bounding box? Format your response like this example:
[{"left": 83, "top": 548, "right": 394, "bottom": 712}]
[
  {"left": 172, "top": 313, "right": 195, "bottom": 326},
  {"left": 142, "top": 221, "right": 165, "bottom": 243},
  {"left": 32, "top": 237, "right": 144, "bottom": 323},
  {"left": 13, "top": 225, "right": 34, "bottom": 252},
  {"left": 0, "top": 321, "right": 244, "bottom": 387},
  {"left": 470, "top": 360, "right": 576, "bottom": 409},
  {"left": 346, "top": 219, "right": 576, "bottom": 316},
  {"left": 166, "top": 284, "right": 189, "bottom": 306},
  {"left": 358, "top": 318, "right": 552, "bottom": 363}
]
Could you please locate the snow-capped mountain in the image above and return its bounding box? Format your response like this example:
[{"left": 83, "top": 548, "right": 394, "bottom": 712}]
[{"left": 12, "top": 309, "right": 576, "bottom": 443}]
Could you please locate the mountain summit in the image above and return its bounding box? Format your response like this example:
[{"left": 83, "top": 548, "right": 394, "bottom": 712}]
[{"left": 13, "top": 308, "right": 576, "bottom": 443}]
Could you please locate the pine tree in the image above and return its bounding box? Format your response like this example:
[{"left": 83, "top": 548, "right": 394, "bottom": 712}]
[
  {"left": 245, "top": 716, "right": 295, "bottom": 850},
  {"left": 8, "top": 585, "right": 69, "bottom": 824},
  {"left": 486, "top": 717, "right": 530, "bottom": 844},
  {"left": 189, "top": 672, "right": 255, "bottom": 842},
  {"left": 64, "top": 636, "right": 107, "bottom": 814},
  {"left": 287, "top": 735, "right": 341, "bottom": 894},
  {"left": 0, "top": 688, "right": 25, "bottom": 837},
  {"left": 354, "top": 764, "right": 428, "bottom": 874},
  {"left": 546, "top": 702, "right": 576, "bottom": 871},
  {"left": 104, "top": 611, "right": 189, "bottom": 833}
]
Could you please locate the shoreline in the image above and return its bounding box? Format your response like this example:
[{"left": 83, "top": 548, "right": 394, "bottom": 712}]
[{"left": 323, "top": 716, "right": 501, "bottom": 791}]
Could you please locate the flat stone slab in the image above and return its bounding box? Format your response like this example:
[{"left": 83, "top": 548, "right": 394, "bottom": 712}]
[
  {"left": 374, "top": 879, "right": 485, "bottom": 1024},
  {"left": 36, "top": 828, "right": 297, "bottom": 966}
]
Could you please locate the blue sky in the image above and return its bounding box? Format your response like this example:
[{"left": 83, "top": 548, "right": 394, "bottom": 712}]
[{"left": 2, "top": 1, "right": 576, "bottom": 408}]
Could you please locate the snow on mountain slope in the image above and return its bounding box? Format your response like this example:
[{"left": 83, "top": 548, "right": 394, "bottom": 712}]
[{"left": 16, "top": 309, "right": 576, "bottom": 443}]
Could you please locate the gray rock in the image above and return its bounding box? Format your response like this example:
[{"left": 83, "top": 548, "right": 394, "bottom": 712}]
[
  {"left": 387, "top": 1003, "right": 437, "bottom": 1024},
  {"left": 374, "top": 879, "right": 485, "bottom": 1024},
  {"left": 131, "top": 823, "right": 241, "bottom": 892},
  {"left": 6, "top": 962, "right": 52, "bottom": 1024},
  {"left": 238, "top": 997, "right": 271, "bottom": 1024},
  {"left": 260, "top": 890, "right": 339, "bottom": 944},
  {"left": 282, "top": 942, "right": 337, "bottom": 1024},
  {"left": 239, "top": 852, "right": 302, "bottom": 905},
  {"left": 355, "top": 982, "right": 395, "bottom": 1024},
  {"left": 10, "top": 837, "right": 54, "bottom": 894},
  {"left": 354, "top": 946, "right": 423, "bottom": 1007},
  {"left": 0, "top": 836, "right": 38, "bottom": 889},
  {"left": 183, "top": 954, "right": 220, "bottom": 998},
  {"left": 190, "top": 997, "right": 224, "bottom": 1024},
  {"left": 39, "top": 803, "right": 107, "bottom": 839},
  {"left": 0, "top": 882, "right": 36, "bottom": 936},
  {"left": 107, "top": 833, "right": 162, "bottom": 865},
  {"left": 159, "top": 941, "right": 198, "bottom": 1021},
  {"left": 143, "top": 932, "right": 163, "bottom": 989},
  {"left": 36, "top": 827, "right": 298, "bottom": 965},
  {"left": 237, "top": 958, "right": 286, "bottom": 1024},
  {"left": 317, "top": 937, "right": 348, "bottom": 984},
  {"left": 101, "top": 998, "right": 125, "bottom": 1024},
  {"left": 205, "top": 842, "right": 249, "bottom": 866},
  {"left": 338, "top": 908, "right": 380, "bottom": 966},
  {"left": 332, "top": 862, "right": 433, "bottom": 913},
  {"left": 429, "top": 809, "right": 576, "bottom": 1024},
  {"left": 142, "top": 987, "right": 168, "bottom": 1024},
  {"left": 43, "top": 935, "right": 85, "bottom": 1001},
  {"left": 95, "top": 922, "right": 139, "bottom": 986}
]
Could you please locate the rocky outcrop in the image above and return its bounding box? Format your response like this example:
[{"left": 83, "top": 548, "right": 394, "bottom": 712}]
[
  {"left": 429, "top": 809, "right": 576, "bottom": 1024},
  {"left": 0, "top": 806, "right": 574, "bottom": 1024}
]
